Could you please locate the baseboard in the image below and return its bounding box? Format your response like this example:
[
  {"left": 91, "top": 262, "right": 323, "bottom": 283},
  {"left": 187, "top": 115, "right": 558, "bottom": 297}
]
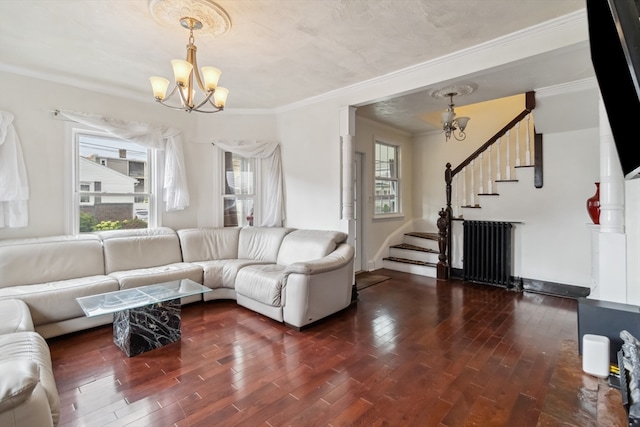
[
  {"left": 450, "top": 269, "right": 590, "bottom": 299},
  {"left": 521, "top": 278, "right": 590, "bottom": 299}
]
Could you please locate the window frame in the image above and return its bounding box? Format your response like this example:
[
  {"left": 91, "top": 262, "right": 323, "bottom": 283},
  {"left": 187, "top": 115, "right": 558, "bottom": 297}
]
[
  {"left": 220, "top": 151, "right": 260, "bottom": 227},
  {"left": 373, "top": 139, "right": 403, "bottom": 220},
  {"left": 66, "top": 124, "right": 161, "bottom": 234}
]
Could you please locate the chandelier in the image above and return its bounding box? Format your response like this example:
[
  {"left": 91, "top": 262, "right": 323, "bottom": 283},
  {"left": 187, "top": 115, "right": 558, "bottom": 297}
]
[
  {"left": 149, "top": 17, "right": 229, "bottom": 113},
  {"left": 441, "top": 93, "right": 470, "bottom": 141},
  {"left": 430, "top": 85, "right": 475, "bottom": 141}
]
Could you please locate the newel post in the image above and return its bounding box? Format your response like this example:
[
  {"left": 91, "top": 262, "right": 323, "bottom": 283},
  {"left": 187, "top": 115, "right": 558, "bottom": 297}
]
[
  {"left": 438, "top": 163, "right": 453, "bottom": 280},
  {"left": 437, "top": 208, "right": 449, "bottom": 280}
]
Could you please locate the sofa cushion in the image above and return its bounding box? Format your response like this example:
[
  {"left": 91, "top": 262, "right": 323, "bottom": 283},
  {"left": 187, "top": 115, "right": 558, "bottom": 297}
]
[
  {"left": 276, "top": 229, "right": 348, "bottom": 266},
  {"left": 238, "top": 227, "right": 292, "bottom": 262},
  {"left": 0, "top": 276, "right": 120, "bottom": 326},
  {"left": 0, "top": 332, "right": 59, "bottom": 426},
  {"left": 0, "top": 360, "right": 39, "bottom": 413},
  {"left": 235, "top": 264, "right": 287, "bottom": 307},
  {"left": 0, "top": 234, "right": 105, "bottom": 288},
  {"left": 108, "top": 262, "right": 203, "bottom": 290},
  {"left": 0, "top": 299, "right": 34, "bottom": 334},
  {"left": 177, "top": 227, "right": 240, "bottom": 262},
  {"left": 98, "top": 227, "right": 183, "bottom": 274},
  {"left": 195, "top": 259, "right": 272, "bottom": 290}
]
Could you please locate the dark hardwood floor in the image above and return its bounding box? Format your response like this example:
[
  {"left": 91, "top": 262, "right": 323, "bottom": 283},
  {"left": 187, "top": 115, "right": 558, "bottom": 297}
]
[{"left": 48, "top": 269, "right": 628, "bottom": 426}]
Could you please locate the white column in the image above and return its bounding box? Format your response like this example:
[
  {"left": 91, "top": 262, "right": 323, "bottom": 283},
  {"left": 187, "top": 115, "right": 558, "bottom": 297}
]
[
  {"left": 339, "top": 106, "right": 356, "bottom": 221},
  {"left": 595, "top": 96, "right": 627, "bottom": 304}
]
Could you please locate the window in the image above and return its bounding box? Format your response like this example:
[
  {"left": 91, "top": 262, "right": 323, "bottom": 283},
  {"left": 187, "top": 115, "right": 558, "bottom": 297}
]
[
  {"left": 374, "top": 141, "right": 400, "bottom": 216},
  {"left": 72, "top": 130, "right": 153, "bottom": 233},
  {"left": 222, "top": 152, "right": 255, "bottom": 227}
]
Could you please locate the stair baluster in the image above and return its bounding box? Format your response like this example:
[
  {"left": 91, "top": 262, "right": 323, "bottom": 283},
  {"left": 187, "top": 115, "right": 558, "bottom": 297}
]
[
  {"left": 479, "top": 153, "right": 484, "bottom": 194},
  {"left": 515, "top": 121, "right": 521, "bottom": 167},
  {"left": 487, "top": 145, "right": 493, "bottom": 194},
  {"left": 470, "top": 159, "right": 476, "bottom": 207},
  {"left": 525, "top": 114, "right": 532, "bottom": 166},
  {"left": 496, "top": 136, "right": 502, "bottom": 180},
  {"left": 505, "top": 129, "right": 511, "bottom": 180}
]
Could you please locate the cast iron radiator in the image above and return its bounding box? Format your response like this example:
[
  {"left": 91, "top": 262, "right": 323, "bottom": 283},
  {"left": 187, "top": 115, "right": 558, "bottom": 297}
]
[{"left": 463, "top": 221, "right": 513, "bottom": 287}]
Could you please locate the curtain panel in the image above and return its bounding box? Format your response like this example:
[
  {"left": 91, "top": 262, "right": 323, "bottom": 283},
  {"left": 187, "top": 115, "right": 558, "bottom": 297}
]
[
  {"left": 213, "top": 140, "right": 284, "bottom": 227},
  {"left": 56, "top": 110, "right": 190, "bottom": 211},
  {"left": 0, "top": 110, "right": 29, "bottom": 228}
]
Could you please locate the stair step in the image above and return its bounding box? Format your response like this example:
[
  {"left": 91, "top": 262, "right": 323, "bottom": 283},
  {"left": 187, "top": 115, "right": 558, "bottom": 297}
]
[
  {"left": 389, "top": 245, "right": 439, "bottom": 264},
  {"left": 390, "top": 243, "right": 438, "bottom": 253},
  {"left": 382, "top": 257, "right": 437, "bottom": 277},
  {"left": 383, "top": 256, "right": 437, "bottom": 267},
  {"left": 405, "top": 232, "right": 438, "bottom": 240}
]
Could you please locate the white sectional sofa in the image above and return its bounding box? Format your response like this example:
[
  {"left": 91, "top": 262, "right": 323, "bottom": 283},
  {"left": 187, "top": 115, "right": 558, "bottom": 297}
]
[
  {"left": 0, "top": 225, "right": 355, "bottom": 337},
  {"left": 0, "top": 225, "right": 354, "bottom": 426}
]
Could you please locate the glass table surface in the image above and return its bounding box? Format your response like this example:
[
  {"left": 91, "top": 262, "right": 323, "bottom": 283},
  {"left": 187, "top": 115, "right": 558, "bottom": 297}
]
[{"left": 76, "top": 279, "right": 211, "bottom": 317}]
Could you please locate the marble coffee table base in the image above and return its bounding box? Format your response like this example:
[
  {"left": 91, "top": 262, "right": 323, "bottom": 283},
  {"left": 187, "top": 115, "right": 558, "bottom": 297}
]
[{"left": 113, "top": 299, "right": 181, "bottom": 357}]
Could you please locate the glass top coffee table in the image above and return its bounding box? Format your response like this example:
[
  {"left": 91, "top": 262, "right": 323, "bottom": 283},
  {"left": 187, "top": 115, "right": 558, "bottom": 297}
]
[{"left": 77, "top": 279, "right": 210, "bottom": 357}]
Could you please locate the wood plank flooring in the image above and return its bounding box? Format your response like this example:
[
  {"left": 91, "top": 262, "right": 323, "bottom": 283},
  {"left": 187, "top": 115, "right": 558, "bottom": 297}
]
[{"left": 47, "top": 269, "right": 628, "bottom": 426}]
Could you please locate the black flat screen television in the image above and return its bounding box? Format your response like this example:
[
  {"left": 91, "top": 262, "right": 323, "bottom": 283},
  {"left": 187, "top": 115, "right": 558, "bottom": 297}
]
[{"left": 586, "top": 0, "right": 640, "bottom": 180}]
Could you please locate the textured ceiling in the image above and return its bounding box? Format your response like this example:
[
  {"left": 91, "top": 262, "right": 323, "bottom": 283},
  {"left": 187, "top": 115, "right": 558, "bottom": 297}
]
[{"left": 0, "top": 0, "right": 590, "bottom": 133}]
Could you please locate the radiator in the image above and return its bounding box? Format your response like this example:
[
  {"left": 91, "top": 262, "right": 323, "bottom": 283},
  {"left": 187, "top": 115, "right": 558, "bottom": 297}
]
[{"left": 463, "top": 221, "right": 513, "bottom": 287}]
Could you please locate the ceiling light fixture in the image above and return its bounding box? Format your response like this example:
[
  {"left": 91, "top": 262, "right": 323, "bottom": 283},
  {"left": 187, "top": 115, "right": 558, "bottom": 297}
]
[
  {"left": 150, "top": 16, "right": 229, "bottom": 113},
  {"left": 430, "top": 85, "right": 475, "bottom": 141}
]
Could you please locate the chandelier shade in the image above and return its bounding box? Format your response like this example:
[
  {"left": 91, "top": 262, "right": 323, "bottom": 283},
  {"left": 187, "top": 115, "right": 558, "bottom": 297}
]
[{"left": 150, "top": 17, "right": 229, "bottom": 113}]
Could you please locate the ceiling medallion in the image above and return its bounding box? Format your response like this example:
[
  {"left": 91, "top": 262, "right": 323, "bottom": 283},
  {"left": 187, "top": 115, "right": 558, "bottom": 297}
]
[
  {"left": 148, "top": 0, "right": 231, "bottom": 36},
  {"left": 429, "top": 84, "right": 476, "bottom": 100}
]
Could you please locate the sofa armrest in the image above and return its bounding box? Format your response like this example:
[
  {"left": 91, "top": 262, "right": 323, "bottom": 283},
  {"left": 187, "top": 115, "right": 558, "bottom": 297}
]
[
  {"left": 0, "top": 360, "right": 39, "bottom": 413},
  {"left": 284, "top": 244, "right": 354, "bottom": 276}
]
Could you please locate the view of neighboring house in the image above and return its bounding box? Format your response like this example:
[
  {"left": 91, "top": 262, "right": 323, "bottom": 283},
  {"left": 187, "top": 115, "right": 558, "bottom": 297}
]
[{"left": 78, "top": 156, "right": 139, "bottom": 224}]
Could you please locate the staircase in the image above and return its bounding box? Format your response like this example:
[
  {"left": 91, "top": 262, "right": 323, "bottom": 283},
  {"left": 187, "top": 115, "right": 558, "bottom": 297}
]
[
  {"left": 382, "top": 232, "right": 439, "bottom": 277},
  {"left": 382, "top": 92, "right": 541, "bottom": 280}
]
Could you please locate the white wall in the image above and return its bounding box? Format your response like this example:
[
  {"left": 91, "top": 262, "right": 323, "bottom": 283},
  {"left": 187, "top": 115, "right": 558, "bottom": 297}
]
[{"left": 0, "top": 71, "right": 277, "bottom": 239}]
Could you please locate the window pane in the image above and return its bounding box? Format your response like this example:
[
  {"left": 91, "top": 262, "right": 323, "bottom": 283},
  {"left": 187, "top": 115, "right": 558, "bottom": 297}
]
[
  {"left": 223, "top": 198, "right": 254, "bottom": 227},
  {"left": 224, "top": 152, "right": 254, "bottom": 195},
  {"left": 374, "top": 180, "right": 398, "bottom": 214},
  {"left": 78, "top": 194, "right": 148, "bottom": 232},
  {"left": 375, "top": 143, "right": 397, "bottom": 179},
  {"left": 77, "top": 134, "right": 150, "bottom": 232}
]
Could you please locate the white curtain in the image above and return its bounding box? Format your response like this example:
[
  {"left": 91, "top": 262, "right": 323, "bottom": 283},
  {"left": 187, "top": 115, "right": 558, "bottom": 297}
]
[
  {"left": 0, "top": 110, "right": 29, "bottom": 228},
  {"left": 213, "top": 140, "right": 284, "bottom": 227},
  {"left": 56, "top": 110, "right": 190, "bottom": 211}
]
